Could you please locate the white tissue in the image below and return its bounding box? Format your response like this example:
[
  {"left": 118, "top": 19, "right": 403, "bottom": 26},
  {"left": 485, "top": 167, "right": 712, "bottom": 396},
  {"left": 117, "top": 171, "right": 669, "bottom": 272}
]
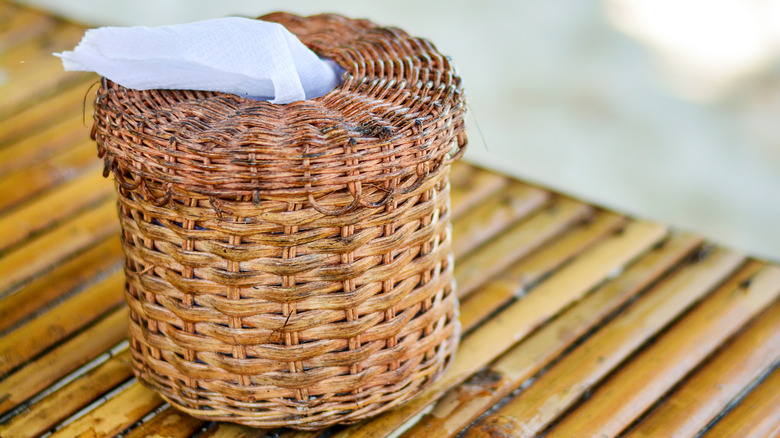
[{"left": 55, "top": 17, "right": 342, "bottom": 104}]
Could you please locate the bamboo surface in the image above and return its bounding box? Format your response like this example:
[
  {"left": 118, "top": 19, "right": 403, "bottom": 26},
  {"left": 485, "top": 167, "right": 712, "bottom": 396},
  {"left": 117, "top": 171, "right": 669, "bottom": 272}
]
[{"left": 1, "top": 3, "right": 780, "bottom": 437}]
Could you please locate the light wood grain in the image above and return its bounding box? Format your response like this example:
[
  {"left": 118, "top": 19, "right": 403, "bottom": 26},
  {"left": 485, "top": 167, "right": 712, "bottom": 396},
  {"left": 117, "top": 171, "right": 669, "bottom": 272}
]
[
  {"left": 459, "top": 211, "right": 625, "bottom": 332},
  {"left": 455, "top": 197, "right": 592, "bottom": 298},
  {"left": 449, "top": 167, "right": 509, "bottom": 221},
  {"left": 0, "top": 22, "right": 93, "bottom": 119},
  {"left": 0, "top": 111, "right": 91, "bottom": 176},
  {"left": 0, "top": 307, "right": 127, "bottom": 415},
  {"left": 0, "top": 140, "right": 99, "bottom": 213},
  {"left": 198, "top": 423, "right": 270, "bottom": 438},
  {"left": 702, "top": 364, "right": 780, "bottom": 437},
  {"left": 123, "top": 406, "right": 207, "bottom": 438},
  {"left": 0, "top": 197, "right": 118, "bottom": 293},
  {"left": 0, "top": 349, "right": 133, "bottom": 438},
  {"left": 626, "top": 298, "right": 780, "bottom": 437},
  {"left": 451, "top": 182, "right": 549, "bottom": 258},
  {"left": 405, "top": 233, "right": 701, "bottom": 437},
  {"left": 462, "top": 249, "right": 747, "bottom": 438},
  {"left": 0, "top": 236, "right": 121, "bottom": 333},
  {"left": 50, "top": 381, "right": 164, "bottom": 438},
  {"left": 0, "top": 76, "right": 95, "bottom": 146},
  {"left": 0, "top": 169, "right": 114, "bottom": 253},
  {"left": 548, "top": 264, "right": 780, "bottom": 437},
  {"left": 0, "top": 270, "right": 124, "bottom": 375},
  {"left": 0, "top": 5, "right": 56, "bottom": 52}
]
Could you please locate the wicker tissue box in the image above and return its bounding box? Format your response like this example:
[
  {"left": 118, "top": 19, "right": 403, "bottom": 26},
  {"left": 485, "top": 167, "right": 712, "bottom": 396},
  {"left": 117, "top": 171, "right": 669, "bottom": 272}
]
[{"left": 90, "top": 12, "right": 467, "bottom": 429}]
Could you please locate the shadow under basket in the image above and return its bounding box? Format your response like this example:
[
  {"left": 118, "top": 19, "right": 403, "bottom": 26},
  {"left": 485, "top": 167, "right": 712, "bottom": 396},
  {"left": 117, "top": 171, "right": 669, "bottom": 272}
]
[{"left": 90, "top": 12, "right": 467, "bottom": 430}]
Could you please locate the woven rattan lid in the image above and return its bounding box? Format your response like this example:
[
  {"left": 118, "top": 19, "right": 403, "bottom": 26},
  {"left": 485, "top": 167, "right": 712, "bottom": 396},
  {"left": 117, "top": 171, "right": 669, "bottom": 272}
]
[{"left": 92, "top": 12, "right": 467, "bottom": 214}]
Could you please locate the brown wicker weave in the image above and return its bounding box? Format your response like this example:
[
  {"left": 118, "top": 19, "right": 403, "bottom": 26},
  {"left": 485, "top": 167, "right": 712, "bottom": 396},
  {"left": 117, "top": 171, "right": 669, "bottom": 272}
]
[{"left": 91, "top": 12, "right": 466, "bottom": 429}]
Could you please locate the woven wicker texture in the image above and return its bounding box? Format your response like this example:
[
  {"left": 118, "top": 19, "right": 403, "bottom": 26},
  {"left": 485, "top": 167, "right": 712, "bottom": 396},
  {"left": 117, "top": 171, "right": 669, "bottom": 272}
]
[{"left": 90, "top": 12, "right": 466, "bottom": 429}]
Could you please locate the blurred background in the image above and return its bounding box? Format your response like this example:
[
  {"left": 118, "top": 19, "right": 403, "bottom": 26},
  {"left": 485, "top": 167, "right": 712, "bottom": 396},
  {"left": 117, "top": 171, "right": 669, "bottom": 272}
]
[{"left": 14, "top": 0, "right": 780, "bottom": 262}]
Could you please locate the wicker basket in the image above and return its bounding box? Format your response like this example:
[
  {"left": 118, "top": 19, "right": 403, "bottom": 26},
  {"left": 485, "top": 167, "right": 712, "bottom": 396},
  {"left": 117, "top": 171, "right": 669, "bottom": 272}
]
[{"left": 91, "top": 12, "right": 466, "bottom": 429}]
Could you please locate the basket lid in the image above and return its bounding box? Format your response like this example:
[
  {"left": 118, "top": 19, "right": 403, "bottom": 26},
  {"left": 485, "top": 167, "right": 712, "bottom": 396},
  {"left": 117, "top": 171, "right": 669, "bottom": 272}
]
[{"left": 92, "top": 12, "right": 467, "bottom": 214}]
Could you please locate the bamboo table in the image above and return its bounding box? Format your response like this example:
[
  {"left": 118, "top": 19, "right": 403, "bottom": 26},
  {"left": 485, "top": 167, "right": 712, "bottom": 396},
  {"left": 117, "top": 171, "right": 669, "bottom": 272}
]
[{"left": 1, "top": 3, "right": 779, "bottom": 437}]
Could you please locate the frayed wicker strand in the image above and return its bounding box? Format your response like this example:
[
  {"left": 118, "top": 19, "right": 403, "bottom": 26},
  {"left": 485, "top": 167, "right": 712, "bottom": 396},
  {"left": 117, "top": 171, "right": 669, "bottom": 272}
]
[{"left": 91, "top": 12, "right": 466, "bottom": 429}]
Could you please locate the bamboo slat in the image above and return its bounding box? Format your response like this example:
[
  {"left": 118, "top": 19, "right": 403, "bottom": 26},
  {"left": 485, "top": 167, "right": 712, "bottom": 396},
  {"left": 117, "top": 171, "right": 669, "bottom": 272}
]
[
  {"left": 0, "top": 236, "right": 121, "bottom": 333},
  {"left": 0, "top": 197, "right": 118, "bottom": 293},
  {"left": 0, "top": 349, "right": 133, "bottom": 438},
  {"left": 0, "top": 169, "right": 114, "bottom": 253},
  {"left": 0, "top": 5, "right": 56, "bottom": 52},
  {"left": 496, "top": 211, "right": 626, "bottom": 285},
  {"left": 0, "top": 307, "right": 127, "bottom": 415},
  {"left": 198, "top": 423, "right": 270, "bottom": 438},
  {"left": 0, "top": 22, "right": 93, "bottom": 118},
  {"left": 0, "top": 68, "right": 94, "bottom": 121},
  {"left": 0, "top": 111, "right": 91, "bottom": 176},
  {"left": 547, "top": 264, "right": 780, "bottom": 437},
  {"left": 455, "top": 197, "right": 592, "bottom": 298},
  {"left": 0, "top": 22, "right": 84, "bottom": 73},
  {"left": 0, "top": 76, "right": 95, "bottom": 146},
  {"left": 0, "top": 140, "right": 99, "bottom": 213},
  {"left": 702, "top": 364, "right": 780, "bottom": 437},
  {"left": 462, "top": 249, "right": 747, "bottom": 438},
  {"left": 459, "top": 211, "right": 625, "bottom": 332},
  {"left": 404, "top": 234, "right": 701, "bottom": 437},
  {"left": 122, "top": 406, "right": 207, "bottom": 438},
  {"left": 449, "top": 168, "right": 509, "bottom": 220},
  {"left": 333, "top": 221, "right": 667, "bottom": 438},
  {"left": 626, "top": 298, "right": 780, "bottom": 437},
  {"left": 0, "top": 270, "right": 124, "bottom": 375},
  {"left": 50, "top": 381, "right": 164, "bottom": 438},
  {"left": 450, "top": 183, "right": 548, "bottom": 261},
  {"left": 451, "top": 182, "right": 549, "bottom": 258}
]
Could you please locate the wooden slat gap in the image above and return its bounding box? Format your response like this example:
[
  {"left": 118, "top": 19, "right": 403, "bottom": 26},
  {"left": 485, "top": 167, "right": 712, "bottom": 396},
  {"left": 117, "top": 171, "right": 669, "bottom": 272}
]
[
  {"left": 0, "top": 190, "right": 114, "bottom": 258},
  {"left": 622, "top": 298, "right": 780, "bottom": 437},
  {"left": 0, "top": 301, "right": 125, "bottom": 381},
  {"left": 0, "top": 342, "right": 131, "bottom": 437},
  {"left": 454, "top": 196, "right": 594, "bottom": 299},
  {"left": 402, "top": 235, "right": 701, "bottom": 438},
  {"left": 0, "top": 258, "right": 122, "bottom": 337},
  {"left": 544, "top": 263, "right": 780, "bottom": 437},
  {"left": 0, "top": 142, "right": 101, "bottom": 214},
  {"left": 0, "top": 76, "right": 97, "bottom": 146},
  {"left": 0, "top": 196, "right": 119, "bottom": 296},
  {"left": 459, "top": 249, "right": 746, "bottom": 438},
  {"left": 0, "top": 307, "right": 128, "bottom": 416},
  {"left": 699, "top": 357, "right": 780, "bottom": 437}
]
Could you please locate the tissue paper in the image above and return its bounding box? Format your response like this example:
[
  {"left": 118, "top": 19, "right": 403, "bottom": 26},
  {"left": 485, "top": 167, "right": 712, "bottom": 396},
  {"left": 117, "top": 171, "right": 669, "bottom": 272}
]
[{"left": 55, "top": 17, "right": 342, "bottom": 103}]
